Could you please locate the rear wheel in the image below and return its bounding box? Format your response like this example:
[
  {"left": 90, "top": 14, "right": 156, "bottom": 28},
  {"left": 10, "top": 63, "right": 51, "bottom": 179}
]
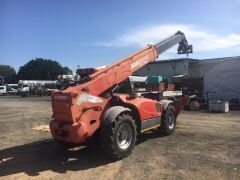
[
  {"left": 189, "top": 100, "right": 200, "bottom": 111},
  {"left": 160, "top": 105, "right": 176, "bottom": 135},
  {"left": 100, "top": 113, "right": 137, "bottom": 159}
]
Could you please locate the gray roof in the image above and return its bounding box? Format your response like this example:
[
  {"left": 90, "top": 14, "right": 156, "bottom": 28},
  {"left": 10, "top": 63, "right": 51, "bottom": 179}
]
[
  {"left": 148, "top": 56, "right": 240, "bottom": 64},
  {"left": 200, "top": 56, "right": 240, "bottom": 61},
  {"left": 149, "top": 58, "right": 198, "bottom": 64}
]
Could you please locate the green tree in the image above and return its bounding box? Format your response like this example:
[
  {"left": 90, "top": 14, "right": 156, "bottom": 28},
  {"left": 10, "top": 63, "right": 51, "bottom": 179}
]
[
  {"left": 62, "top": 66, "right": 73, "bottom": 75},
  {"left": 18, "top": 58, "right": 72, "bottom": 80},
  {"left": 0, "top": 65, "right": 17, "bottom": 83}
]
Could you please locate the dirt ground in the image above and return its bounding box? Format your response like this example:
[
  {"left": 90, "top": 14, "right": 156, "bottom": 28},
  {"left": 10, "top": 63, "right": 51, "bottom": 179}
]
[{"left": 0, "top": 96, "right": 240, "bottom": 180}]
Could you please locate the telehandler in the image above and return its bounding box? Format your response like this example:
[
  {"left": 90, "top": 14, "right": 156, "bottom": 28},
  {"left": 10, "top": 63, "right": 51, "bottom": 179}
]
[{"left": 50, "top": 31, "right": 192, "bottom": 159}]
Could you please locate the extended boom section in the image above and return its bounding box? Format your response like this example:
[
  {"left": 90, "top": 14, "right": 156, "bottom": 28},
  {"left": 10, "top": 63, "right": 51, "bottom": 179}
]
[
  {"left": 155, "top": 31, "right": 192, "bottom": 55},
  {"left": 67, "top": 31, "right": 192, "bottom": 96}
]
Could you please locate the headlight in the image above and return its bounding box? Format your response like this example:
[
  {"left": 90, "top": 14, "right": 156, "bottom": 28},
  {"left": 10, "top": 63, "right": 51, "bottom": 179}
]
[{"left": 76, "top": 93, "right": 103, "bottom": 105}]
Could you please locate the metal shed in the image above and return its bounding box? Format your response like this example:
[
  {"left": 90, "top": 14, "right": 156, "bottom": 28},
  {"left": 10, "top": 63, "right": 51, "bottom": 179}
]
[{"left": 135, "top": 56, "right": 240, "bottom": 102}]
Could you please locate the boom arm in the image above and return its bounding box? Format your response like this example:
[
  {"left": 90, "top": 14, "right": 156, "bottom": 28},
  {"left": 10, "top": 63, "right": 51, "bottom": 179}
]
[
  {"left": 155, "top": 31, "right": 192, "bottom": 55},
  {"left": 64, "top": 31, "right": 192, "bottom": 96}
]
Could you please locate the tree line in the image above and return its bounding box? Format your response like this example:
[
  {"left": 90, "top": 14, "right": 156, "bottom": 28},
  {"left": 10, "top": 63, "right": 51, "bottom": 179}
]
[{"left": 0, "top": 58, "right": 73, "bottom": 83}]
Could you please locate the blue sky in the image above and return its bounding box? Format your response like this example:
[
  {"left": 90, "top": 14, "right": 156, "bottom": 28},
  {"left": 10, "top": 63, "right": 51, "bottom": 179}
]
[{"left": 1, "top": 0, "right": 240, "bottom": 72}]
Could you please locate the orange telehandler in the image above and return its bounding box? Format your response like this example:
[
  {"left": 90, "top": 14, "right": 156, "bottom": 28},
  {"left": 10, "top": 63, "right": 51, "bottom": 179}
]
[{"left": 50, "top": 31, "right": 193, "bottom": 159}]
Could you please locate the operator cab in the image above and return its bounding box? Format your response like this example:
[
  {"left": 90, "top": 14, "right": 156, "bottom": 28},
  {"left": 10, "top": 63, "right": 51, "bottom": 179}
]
[
  {"left": 117, "top": 76, "right": 171, "bottom": 101},
  {"left": 76, "top": 68, "right": 97, "bottom": 79}
]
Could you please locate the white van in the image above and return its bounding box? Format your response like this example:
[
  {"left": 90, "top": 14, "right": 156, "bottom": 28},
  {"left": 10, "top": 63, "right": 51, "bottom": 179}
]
[{"left": 0, "top": 86, "right": 7, "bottom": 96}]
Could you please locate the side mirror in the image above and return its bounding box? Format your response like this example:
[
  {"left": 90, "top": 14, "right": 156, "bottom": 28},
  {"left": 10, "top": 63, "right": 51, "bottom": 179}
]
[{"left": 163, "top": 78, "right": 168, "bottom": 91}]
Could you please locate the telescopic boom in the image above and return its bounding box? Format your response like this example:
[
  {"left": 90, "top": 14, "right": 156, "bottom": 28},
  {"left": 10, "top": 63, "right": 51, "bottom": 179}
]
[{"left": 70, "top": 31, "right": 192, "bottom": 96}]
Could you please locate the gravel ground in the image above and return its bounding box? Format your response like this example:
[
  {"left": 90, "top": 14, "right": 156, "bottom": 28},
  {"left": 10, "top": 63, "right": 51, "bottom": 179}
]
[{"left": 0, "top": 96, "right": 240, "bottom": 180}]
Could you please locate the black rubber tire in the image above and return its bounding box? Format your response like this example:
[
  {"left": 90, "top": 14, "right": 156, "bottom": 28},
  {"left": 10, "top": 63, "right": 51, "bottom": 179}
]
[
  {"left": 100, "top": 113, "right": 137, "bottom": 159},
  {"left": 159, "top": 105, "right": 176, "bottom": 135},
  {"left": 22, "top": 92, "right": 30, "bottom": 97},
  {"left": 189, "top": 100, "right": 200, "bottom": 111}
]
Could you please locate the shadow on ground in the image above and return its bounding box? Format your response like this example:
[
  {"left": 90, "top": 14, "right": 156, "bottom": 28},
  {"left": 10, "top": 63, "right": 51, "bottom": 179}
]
[
  {"left": 0, "top": 140, "right": 112, "bottom": 176},
  {"left": 0, "top": 130, "right": 164, "bottom": 177}
]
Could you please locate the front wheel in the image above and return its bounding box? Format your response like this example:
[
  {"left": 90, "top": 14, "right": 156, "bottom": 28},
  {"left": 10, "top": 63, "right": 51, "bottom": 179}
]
[
  {"left": 100, "top": 113, "right": 137, "bottom": 159},
  {"left": 159, "top": 105, "right": 176, "bottom": 135}
]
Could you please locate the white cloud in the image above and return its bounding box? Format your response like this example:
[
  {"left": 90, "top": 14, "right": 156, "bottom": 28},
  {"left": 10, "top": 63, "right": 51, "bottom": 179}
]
[{"left": 95, "top": 24, "right": 240, "bottom": 53}]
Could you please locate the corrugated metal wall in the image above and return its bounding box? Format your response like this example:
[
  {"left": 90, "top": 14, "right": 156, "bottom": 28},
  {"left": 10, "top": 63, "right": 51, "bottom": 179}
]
[
  {"left": 135, "top": 59, "right": 189, "bottom": 79},
  {"left": 200, "top": 57, "right": 240, "bottom": 101}
]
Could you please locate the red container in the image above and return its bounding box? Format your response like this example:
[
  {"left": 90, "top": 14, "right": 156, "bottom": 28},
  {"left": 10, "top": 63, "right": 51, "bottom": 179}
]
[{"left": 146, "top": 83, "right": 175, "bottom": 91}]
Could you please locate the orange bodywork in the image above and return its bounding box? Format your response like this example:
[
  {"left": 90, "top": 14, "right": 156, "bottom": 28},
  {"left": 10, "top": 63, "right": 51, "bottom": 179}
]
[
  {"left": 50, "top": 32, "right": 192, "bottom": 144},
  {"left": 50, "top": 92, "right": 110, "bottom": 143},
  {"left": 50, "top": 46, "right": 159, "bottom": 143},
  {"left": 50, "top": 92, "right": 164, "bottom": 143},
  {"left": 117, "top": 94, "right": 162, "bottom": 120}
]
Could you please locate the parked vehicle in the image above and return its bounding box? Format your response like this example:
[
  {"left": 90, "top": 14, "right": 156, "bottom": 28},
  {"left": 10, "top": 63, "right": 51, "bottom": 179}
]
[
  {"left": 0, "top": 86, "right": 7, "bottom": 96},
  {"left": 18, "top": 80, "right": 57, "bottom": 97}
]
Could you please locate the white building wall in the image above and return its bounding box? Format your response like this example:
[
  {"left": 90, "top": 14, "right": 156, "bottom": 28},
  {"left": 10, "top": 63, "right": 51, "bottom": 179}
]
[
  {"left": 188, "top": 62, "right": 202, "bottom": 78},
  {"left": 200, "top": 57, "right": 240, "bottom": 101},
  {"left": 135, "top": 60, "right": 189, "bottom": 79}
]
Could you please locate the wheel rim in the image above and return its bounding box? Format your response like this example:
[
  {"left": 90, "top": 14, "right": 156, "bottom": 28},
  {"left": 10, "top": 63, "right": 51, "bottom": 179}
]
[
  {"left": 168, "top": 114, "right": 175, "bottom": 129},
  {"left": 117, "top": 123, "right": 132, "bottom": 150}
]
